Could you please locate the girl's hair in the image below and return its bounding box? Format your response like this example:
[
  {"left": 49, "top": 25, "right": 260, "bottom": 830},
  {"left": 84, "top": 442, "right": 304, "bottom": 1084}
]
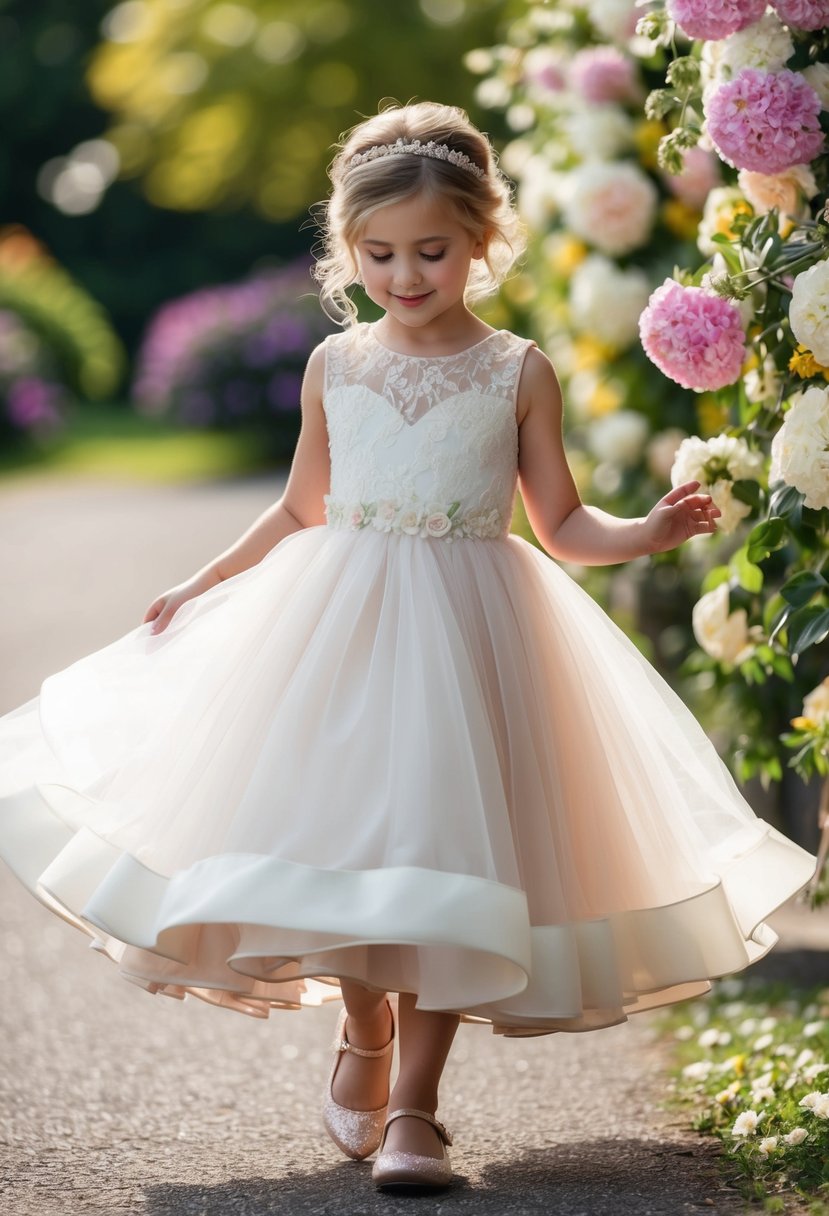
[{"left": 312, "top": 101, "right": 526, "bottom": 326}]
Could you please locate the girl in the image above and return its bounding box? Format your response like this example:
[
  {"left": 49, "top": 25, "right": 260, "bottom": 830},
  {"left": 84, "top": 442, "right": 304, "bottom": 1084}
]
[{"left": 0, "top": 102, "right": 816, "bottom": 1195}]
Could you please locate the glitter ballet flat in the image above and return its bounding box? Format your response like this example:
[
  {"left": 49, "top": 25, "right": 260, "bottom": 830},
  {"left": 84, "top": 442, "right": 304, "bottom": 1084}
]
[
  {"left": 371, "top": 1108, "right": 454, "bottom": 1191},
  {"left": 322, "top": 1002, "right": 395, "bottom": 1160}
]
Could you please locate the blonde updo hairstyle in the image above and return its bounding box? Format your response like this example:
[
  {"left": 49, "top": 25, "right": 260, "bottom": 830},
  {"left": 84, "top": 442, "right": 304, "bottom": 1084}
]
[{"left": 313, "top": 101, "right": 526, "bottom": 325}]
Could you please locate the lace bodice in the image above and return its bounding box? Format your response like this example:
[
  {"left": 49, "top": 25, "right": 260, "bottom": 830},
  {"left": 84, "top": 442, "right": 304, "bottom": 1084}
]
[{"left": 322, "top": 323, "right": 535, "bottom": 542}]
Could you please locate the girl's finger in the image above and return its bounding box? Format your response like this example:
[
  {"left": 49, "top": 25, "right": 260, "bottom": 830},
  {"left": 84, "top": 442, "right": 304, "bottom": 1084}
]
[{"left": 661, "top": 480, "right": 701, "bottom": 505}]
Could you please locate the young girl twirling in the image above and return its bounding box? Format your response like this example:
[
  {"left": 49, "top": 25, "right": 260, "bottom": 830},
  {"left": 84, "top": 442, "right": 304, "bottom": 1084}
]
[{"left": 0, "top": 101, "right": 815, "bottom": 1195}]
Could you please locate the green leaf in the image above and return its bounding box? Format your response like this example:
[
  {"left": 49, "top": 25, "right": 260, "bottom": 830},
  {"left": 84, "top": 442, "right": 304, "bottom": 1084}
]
[
  {"left": 786, "top": 605, "right": 829, "bottom": 657},
  {"left": 768, "top": 482, "right": 804, "bottom": 523},
  {"left": 746, "top": 517, "right": 785, "bottom": 563},
  {"left": 731, "top": 478, "right": 762, "bottom": 510},
  {"left": 730, "top": 546, "right": 763, "bottom": 593},
  {"left": 701, "top": 564, "right": 730, "bottom": 594},
  {"left": 709, "top": 234, "right": 742, "bottom": 273},
  {"left": 780, "top": 570, "right": 828, "bottom": 607}
]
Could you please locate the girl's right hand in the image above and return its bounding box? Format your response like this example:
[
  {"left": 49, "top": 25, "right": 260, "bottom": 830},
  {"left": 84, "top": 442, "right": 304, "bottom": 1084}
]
[{"left": 143, "top": 568, "right": 221, "bottom": 635}]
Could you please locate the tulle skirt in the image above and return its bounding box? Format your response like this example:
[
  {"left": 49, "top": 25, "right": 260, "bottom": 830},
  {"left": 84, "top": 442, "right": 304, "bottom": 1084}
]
[{"left": 0, "top": 525, "right": 815, "bottom": 1032}]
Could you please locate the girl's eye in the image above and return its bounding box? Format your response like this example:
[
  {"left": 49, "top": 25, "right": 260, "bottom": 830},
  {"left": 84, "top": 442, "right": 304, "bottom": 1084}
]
[
  {"left": 421, "top": 251, "right": 445, "bottom": 262},
  {"left": 368, "top": 252, "right": 393, "bottom": 263}
]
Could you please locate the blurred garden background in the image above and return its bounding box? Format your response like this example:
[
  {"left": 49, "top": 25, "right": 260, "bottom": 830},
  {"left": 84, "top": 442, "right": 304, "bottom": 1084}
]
[{"left": 2, "top": 0, "right": 827, "bottom": 859}]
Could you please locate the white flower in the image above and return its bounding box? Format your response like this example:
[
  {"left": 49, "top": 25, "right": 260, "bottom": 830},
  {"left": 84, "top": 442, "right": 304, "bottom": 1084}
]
[
  {"left": 774, "top": 1044, "right": 797, "bottom": 1058},
  {"left": 701, "top": 13, "right": 795, "bottom": 88},
  {"left": 758, "top": 1136, "right": 778, "bottom": 1158},
  {"left": 809, "top": 1094, "right": 829, "bottom": 1119},
  {"left": 423, "top": 510, "right": 452, "bottom": 538},
  {"left": 560, "top": 161, "right": 658, "bottom": 257},
  {"left": 398, "top": 508, "right": 422, "bottom": 535},
  {"left": 585, "top": 0, "right": 637, "bottom": 42},
  {"left": 683, "top": 1060, "right": 714, "bottom": 1080},
  {"left": 770, "top": 385, "right": 829, "bottom": 511},
  {"left": 799, "top": 1090, "right": 825, "bottom": 1110},
  {"left": 738, "top": 165, "right": 818, "bottom": 219},
  {"left": 372, "top": 499, "right": 399, "bottom": 532},
  {"left": 805, "top": 1017, "right": 829, "bottom": 1034},
  {"left": 675, "top": 1024, "right": 695, "bottom": 1041},
  {"left": 754, "top": 1033, "right": 775, "bottom": 1052},
  {"left": 517, "top": 157, "right": 564, "bottom": 230},
  {"left": 647, "top": 429, "right": 688, "bottom": 482},
  {"left": 692, "top": 584, "right": 753, "bottom": 665},
  {"left": 732, "top": 1110, "right": 760, "bottom": 1137},
  {"left": 803, "top": 686, "right": 829, "bottom": 726},
  {"left": 561, "top": 104, "right": 634, "bottom": 162},
  {"left": 802, "top": 63, "right": 829, "bottom": 109},
  {"left": 671, "top": 434, "right": 764, "bottom": 534},
  {"left": 751, "top": 1086, "right": 775, "bottom": 1103},
  {"left": 587, "top": 410, "right": 649, "bottom": 467},
  {"left": 759, "top": 1017, "right": 777, "bottom": 1032},
  {"left": 744, "top": 358, "right": 783, "bottom": 407},
  {"left": 803, "top": 1063, "right": 829, "bottom": 1083},
  {"left": 348, "top": 505, "right": 367, "bottom": 528},
  {"left": 790, "top": 261, "right": 829, "bottom": 364},
  {"left": 569, "top": 254, "right": 651, "bottom": 349},
  {"left": 738, "top": 1018, "right": 759, "bottom": 1036},
  {"left": 796, "top": 1049, "right": 816, "bottom": 1068},
  {"left": 783, "top": 1127, "right": 808, "bottom": 1146},
  {"left": 698, "top": 187, "right": 748, "bottom": 257},
  {"left": 699, "top": 1027, "right": 722, "bottom": 1048}
]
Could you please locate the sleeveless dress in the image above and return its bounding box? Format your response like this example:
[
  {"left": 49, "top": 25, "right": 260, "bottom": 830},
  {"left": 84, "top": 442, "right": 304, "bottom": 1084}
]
[{"left": 0, "top": 322, "right": 815, "bottom": 1034}]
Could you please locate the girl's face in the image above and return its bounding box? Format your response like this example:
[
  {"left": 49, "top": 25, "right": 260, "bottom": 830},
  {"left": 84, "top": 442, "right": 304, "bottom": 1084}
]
[{"left": 354, "top": 192, "right": 483, "bottom": 334}]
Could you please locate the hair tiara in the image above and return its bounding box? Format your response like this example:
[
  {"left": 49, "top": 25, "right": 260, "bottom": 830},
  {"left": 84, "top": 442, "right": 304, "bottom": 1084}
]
[{"left": 345, "top": 138, "right": 486, "bottom": 180}]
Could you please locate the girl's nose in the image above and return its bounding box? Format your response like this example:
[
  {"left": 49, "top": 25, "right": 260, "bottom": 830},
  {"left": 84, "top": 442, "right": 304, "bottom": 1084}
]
[{"left": 395, "top": 259, "right": 422, "bottom": 289}]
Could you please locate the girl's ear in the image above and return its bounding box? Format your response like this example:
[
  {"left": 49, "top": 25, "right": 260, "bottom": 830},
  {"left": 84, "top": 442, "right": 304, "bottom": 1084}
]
[{"left": 472, "top": 229, "right": 492, "bottom": 261}]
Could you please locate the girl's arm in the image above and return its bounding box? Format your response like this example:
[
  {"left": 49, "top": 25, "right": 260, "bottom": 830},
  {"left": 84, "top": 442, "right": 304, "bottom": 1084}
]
[
  {"left": 516, "top": 348, "right": 720, "bottom": 565},
  {"left": 144, "top": 343, "right": 330, "bottom": 632}
]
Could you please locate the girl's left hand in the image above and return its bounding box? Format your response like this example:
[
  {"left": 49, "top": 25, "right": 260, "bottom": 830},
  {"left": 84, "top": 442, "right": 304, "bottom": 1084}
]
[{"left": 643, "top": 480, "right": 721, "bottom": 554}]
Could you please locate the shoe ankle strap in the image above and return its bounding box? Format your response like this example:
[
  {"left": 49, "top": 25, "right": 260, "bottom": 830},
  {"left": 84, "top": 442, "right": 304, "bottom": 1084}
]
[
  {"left": 333, "top": 1004, "right": 395, "bottom": 1058},
  {"left": 383, "top": 1108, "right": 453, "bottom": 1147}
]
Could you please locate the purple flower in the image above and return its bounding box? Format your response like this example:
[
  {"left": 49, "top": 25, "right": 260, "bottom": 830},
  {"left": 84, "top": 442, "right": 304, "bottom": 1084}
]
[
  {"left": 267, "top": 370, "right": 304, "bottom": 412},
  {"left": 667, "top": 0, "right": 767, "bottom": 40},
  {"left": 639, "top": 279, "right": 747, "bottom": 392},
  {"left": 6, "top": 377, "right": 64, "bottom": 429},
  {"left": 704, "top": 68, "right": 824, "bottom": 175}
]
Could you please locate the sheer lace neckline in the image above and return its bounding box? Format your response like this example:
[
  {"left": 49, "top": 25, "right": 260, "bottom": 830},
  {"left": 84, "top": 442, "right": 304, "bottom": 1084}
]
[{"left": 365, "top": 323, "right": 505, "bottom": 361}]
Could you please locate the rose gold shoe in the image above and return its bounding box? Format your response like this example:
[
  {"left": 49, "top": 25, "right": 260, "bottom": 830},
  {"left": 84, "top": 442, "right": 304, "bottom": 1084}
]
[
  {"left": 321, "top": 1002, "right": 395, "bottom": 1161},
  {"left": 371, "top": 1108, "right": 454, "bottom": 1191}
]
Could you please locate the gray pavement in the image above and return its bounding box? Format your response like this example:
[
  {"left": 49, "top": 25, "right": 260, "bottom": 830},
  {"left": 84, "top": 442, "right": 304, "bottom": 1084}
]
[{"left": 0, "top": 472, "right": 819, "bottom": 1215}]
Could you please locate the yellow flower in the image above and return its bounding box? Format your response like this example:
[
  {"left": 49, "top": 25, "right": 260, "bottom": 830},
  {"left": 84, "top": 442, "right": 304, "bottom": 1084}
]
[
  {"left": 588, "top": 379, "right": 623, "bottom": 417},
  {"left": 571, "top": 335, "right": 610, "bottom": 371},
  {"left": 546, "top": 234, "right": 588, "bottom": 277},
  {"left": 697, "top": 394, "right": 730, "bottom": 437},
  {"left": 791, "top": 716, "right": 817, "bottom": 731},
  {"left": 716, "top": 200, "right": 753, "bottom": 239},
  {"left": 634, "top": 119, "right": 667, "bottom": 169},
  {"left": 662, "top": 198, "right": 701, "bottom": 241},
  {"left": 789, "top": 345, "right": 829, "bottom": 381}
]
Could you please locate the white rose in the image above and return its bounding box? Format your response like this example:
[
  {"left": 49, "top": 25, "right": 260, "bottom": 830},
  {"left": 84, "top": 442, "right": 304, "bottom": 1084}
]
[
  {"left": 769, "top": 385, "right": 829, "bottom": 510},
  {"left": 587, "top": 409, "right": 649, "bottom": 467},
  {"left": 372, "top": 499, "right": 399, "bottom": 531},
  {"left": 569, "top": 255, "right": 651, "bottom": 350},
  {"left": 692, "top": 583, "right": 754, "bottom": 665},
  {"left": 803, "top": 63, "right": 829, "bottom": 109},
  {"left": 709, "top": 480, "right": 752, "bottom": 534},
  {"left": 701, "top": 14, "right": 794, "bottom": 88},
  {"left": 560, "top": 103, "right": 634, "bottom": 162},
  {"left": 698, "top": 187, "right": 747, "bottom": 257},
  {"left": 348, "top": 505, "right": 366, "bottom": 528},
  {"left": 518, "top": 157, "right": 564, "bottom": 230},
  {"left": 783, "top": 1127, "right": 808, "bottom": 1146},
  {"left": 671, "top": 434, "right": 763, "bottom": 534},
  {"left": 803, "top": 678, "right": 829, "bottom": 725},
  {"left": 561, "top": 161, "right": 658, "bottom": 257},
  {"left": 758, "top": 1136, "right": 779, "bottom": 1158},
  {"left": 790, "top": 261, "right": 829, "bottom": 365},
  {"left": 424, "top": 510, "right": 452, "bottom": 538},
  {"left": 738, "top": 165, "right": 818, "bottom": 218},
  {"left": 585, "top": 0, "right": 637, "bottom": 42},
  {"left": 398, "top": 508, "right": 422, "bottom": 535}
]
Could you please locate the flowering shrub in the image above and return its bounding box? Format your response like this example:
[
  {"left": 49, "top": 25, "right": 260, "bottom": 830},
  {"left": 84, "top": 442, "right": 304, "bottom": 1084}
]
[
  {"left": 660, "top": 980, "right": 829, "bottom": 1202},
  {"left": 0, "top": 225, "right": 124, "bottom": 446},
  {"left": 132, "top": 260, "right": 334, "bottom": 459}
]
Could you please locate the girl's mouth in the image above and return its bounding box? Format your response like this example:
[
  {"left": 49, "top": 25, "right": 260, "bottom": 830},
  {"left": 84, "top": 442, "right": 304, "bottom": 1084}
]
[{"left": 394, "top": 293, "right": 432, "bottom": 308}]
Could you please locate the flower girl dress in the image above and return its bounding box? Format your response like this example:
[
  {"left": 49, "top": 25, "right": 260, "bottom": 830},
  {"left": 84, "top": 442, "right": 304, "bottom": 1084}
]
[{"left": 0, "top": 323, "right": 815, "bottom": 1033}]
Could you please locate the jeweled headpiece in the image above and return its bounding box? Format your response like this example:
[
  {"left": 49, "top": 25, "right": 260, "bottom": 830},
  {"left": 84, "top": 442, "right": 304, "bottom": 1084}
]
[{"left": 345, "top": 138, "right": 486, "bottom": 180}]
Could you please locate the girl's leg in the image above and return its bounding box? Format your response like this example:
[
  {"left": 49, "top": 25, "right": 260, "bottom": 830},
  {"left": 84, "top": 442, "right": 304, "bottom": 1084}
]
[
  {"left": 333, "top": 979, "right": 395, "bottom": 1111},
  {"left": 381, "top": 992, "right": 460, "bottom": 1158}
]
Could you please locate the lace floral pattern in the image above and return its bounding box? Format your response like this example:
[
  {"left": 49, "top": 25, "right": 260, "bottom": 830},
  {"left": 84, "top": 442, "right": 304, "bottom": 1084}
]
[
  {"left": 322, "top": 324, "right": 536, "bottom": 543},
  {"left": 324, "top": 496, "right": 504, "bottom": 541}
]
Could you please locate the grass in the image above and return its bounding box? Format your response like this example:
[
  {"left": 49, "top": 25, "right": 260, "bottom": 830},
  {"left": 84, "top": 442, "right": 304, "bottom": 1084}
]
[
  {"left": 657, "top": 978, "right": 829, "bottom": 1212},
  {"left": 0, "top": 402, "right": 281, "bottom": 485}
]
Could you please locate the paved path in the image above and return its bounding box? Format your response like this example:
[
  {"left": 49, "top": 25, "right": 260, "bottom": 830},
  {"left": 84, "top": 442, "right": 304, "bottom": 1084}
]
[{"left": 0, "top": 473, "right": 818, "bottom": 1215}]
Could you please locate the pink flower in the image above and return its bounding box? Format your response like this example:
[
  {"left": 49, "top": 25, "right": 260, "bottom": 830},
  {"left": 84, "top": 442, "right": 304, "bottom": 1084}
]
[
  {"left": 771, "top": 0, "right": 829, "bottom": 30},
  {"left": 667, "top": 0, "right": 767, "bottom": 40},
  {"left": 663, "top": 146, "right": 722, "bottom": 209},
  {"left": 568, "top": 47, "right": 639, "bottom": 104},
  {"left": 639, "top": 279, "right": 747, "bottom": 391},
  {"left": 705, "top": 68, "right": 824, "bottom": 174}
]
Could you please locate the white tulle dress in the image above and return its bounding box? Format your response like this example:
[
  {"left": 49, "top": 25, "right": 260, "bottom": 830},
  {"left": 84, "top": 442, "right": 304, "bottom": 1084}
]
[{"left": 0, "top": 322, "right": 816, "bottom": 1033}]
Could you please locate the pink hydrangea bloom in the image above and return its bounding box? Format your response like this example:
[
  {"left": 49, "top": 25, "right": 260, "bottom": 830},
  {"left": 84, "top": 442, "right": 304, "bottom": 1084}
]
[
  {"left": 569, "top": 47, "right": 638, "bottom": 104},
  {"left": 771, "top": 0, "right": 829, "bottom": 30},
  {"left": 639, "top": 280, "right": 747, "bottom": 392},
  {"left": 663, "top": 146, "right": 722, "bottom": 209},
  {"left": 705, "top": 68, "right": 824, "bottom": 175},
  {"left": 667, "top": 0, "right": 767, "bottom": 40}
]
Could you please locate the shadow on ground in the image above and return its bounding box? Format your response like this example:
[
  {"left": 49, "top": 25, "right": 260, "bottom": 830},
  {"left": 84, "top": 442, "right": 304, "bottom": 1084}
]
[{"left": 141, "top": 1137, "right": 741, "bottom": 1216}]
